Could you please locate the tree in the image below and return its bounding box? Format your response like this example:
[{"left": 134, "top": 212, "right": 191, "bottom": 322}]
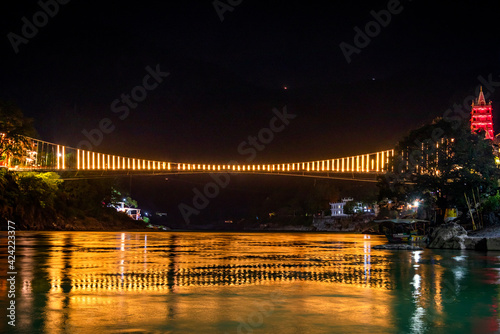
[
  {"left": 16, "top": 172, "right": 62, "bottom": 225},
  {"left": 60, "top": 178, "right": 115, "bottom": 216},
  {"left": 343, "top": 200, "right": 356, "bottom": 215},
  {"left": 0, "top": 169, "right": 19, "bottom": 219},
  {"left": 378, "top": 118, "right": 499, "bottom": 222},
  {"left": 111, "top": 188, "right": 138, "bottom": 208},
  {"left": 0, "top": 100, "right": 37, "bottom": 167}
]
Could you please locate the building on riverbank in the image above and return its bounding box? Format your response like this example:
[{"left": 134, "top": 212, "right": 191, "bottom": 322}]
[
  {"left": 330, "top": 198, "right": 353, "bottom": 217},
  {"left": 110, "top": 201, "right": 142, "bottom": 220}
]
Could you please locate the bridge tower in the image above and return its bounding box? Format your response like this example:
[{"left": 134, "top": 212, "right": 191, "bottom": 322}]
[{"left": 471, "top": 86, "right": 494, "bottom": 140}]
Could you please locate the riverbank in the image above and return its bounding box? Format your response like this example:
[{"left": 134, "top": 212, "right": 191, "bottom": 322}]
[
  {"left": 55, "top": 215, "right": 147, "bottom": 231},
  {"left": 5, "top": 210, "right": 147, "bottom": 231},
  {"left": 468, "top": 225, "right": 500, "bottom": 238},
  {"left": 0, "top": 169, "right": 151, "bottom": 231},
  {"left": 428, "top": 222, "right": 500, "bottom": 251},
  {"left": 247, "top": 214, "right": 377, "bottom": 232},
  {"left": 311, "top": 215, "right": 378, "bottom": 232}
]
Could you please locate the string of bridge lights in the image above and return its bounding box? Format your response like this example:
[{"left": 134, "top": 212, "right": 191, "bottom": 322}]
[{"left": 25, "top": 137, "right": 395, "bottom": 174}]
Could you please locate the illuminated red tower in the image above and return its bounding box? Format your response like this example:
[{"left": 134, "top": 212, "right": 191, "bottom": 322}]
[{"left": 471, "top": 86, "right": 494, "bottom": 140}]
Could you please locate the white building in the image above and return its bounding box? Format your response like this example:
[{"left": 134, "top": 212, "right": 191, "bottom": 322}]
[
  {"left": 111, "top": 202, "right": 142, "bottom": 220},
  {"left": 329, "top": 198, "right": 353, "bottom": 217}
]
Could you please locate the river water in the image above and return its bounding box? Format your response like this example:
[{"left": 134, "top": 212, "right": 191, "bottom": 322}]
[{"left": 1, "top": 232, "right": 499, "bottom": 334}]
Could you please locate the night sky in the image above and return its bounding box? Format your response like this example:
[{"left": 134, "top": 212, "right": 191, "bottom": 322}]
[{"left": 1, "top": 1, "right": 500, "bottom": 222}]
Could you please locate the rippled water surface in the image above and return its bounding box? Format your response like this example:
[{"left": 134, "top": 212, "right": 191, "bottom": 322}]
[{"left": 1, "top": 232, "right": 500, "bottom": 333}]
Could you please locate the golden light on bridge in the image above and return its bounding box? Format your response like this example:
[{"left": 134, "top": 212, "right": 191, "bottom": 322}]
[
  {"left": 56, "top": 145, "right": 60, "bottom": 169},
  {"left": 22, "top": 138, "right": 395, "bottom": 175}
]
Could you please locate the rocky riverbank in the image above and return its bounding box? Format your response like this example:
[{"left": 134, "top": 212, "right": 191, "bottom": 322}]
[
  {"left": 312, "top": 215, "right": 377, "bottom": 232},
  {"left": 427, "top": 222, "right": 500, "bottom": 251},
  {"left": 12, "top": 211, "right": 147, "bottom": 231},
  {"left": 373, "top": 244, "right": 424, "bottom": 250}
]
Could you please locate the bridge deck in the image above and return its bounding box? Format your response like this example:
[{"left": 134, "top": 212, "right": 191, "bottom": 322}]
[{"left": 7, "top": 136, "right": 394, "bottom": 180}]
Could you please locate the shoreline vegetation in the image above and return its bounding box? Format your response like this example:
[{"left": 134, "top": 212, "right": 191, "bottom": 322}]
[
  {"left": 2, "top": 165, "right": 500, "bottom": 247},
  {"left": 0, "top": 169, "right": 145, "bottom": 231},
  {"left": 2, "top": 102, "right": 500, "bottom": 245}
]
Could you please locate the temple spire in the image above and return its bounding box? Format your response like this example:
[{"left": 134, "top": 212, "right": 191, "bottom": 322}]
[
  {"left": 478, "top": 86, "right": 486, "bottom": 105},
  {"left": 471, "top": 85, "right": 494, "bottom": 140}
]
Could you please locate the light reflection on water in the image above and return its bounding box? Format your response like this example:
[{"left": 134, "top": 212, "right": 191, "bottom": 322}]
[{"left": 0, "top": 232, "right": 499, "bottom": 333}]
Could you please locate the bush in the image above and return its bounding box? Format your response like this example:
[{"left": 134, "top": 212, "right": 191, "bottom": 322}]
[{"left": 482, "top": 192, "right": 500, "bottom": 213}]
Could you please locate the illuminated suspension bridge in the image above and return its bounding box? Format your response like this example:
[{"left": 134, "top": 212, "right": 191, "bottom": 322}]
[{"left": 8, "top": 137, "right": 394, "bottom": 180}]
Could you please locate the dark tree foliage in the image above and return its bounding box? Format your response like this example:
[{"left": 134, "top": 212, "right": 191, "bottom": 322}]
[
  {"left": 0, "top": 102, "right": 141, "bottom": 230},
  {"left": 378, "top": 118, "right": 499, "bottom": 219},
  {"left": 0, "top": 170, "right": 141, "bottom": 230},
  {"left": 0, "top": 100, "right": 37, "bottom": 165}
]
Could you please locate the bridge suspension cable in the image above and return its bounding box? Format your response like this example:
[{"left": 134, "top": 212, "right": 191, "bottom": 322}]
[{"left": 7, "top": 136, "right": 394, "bottom": 175}]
